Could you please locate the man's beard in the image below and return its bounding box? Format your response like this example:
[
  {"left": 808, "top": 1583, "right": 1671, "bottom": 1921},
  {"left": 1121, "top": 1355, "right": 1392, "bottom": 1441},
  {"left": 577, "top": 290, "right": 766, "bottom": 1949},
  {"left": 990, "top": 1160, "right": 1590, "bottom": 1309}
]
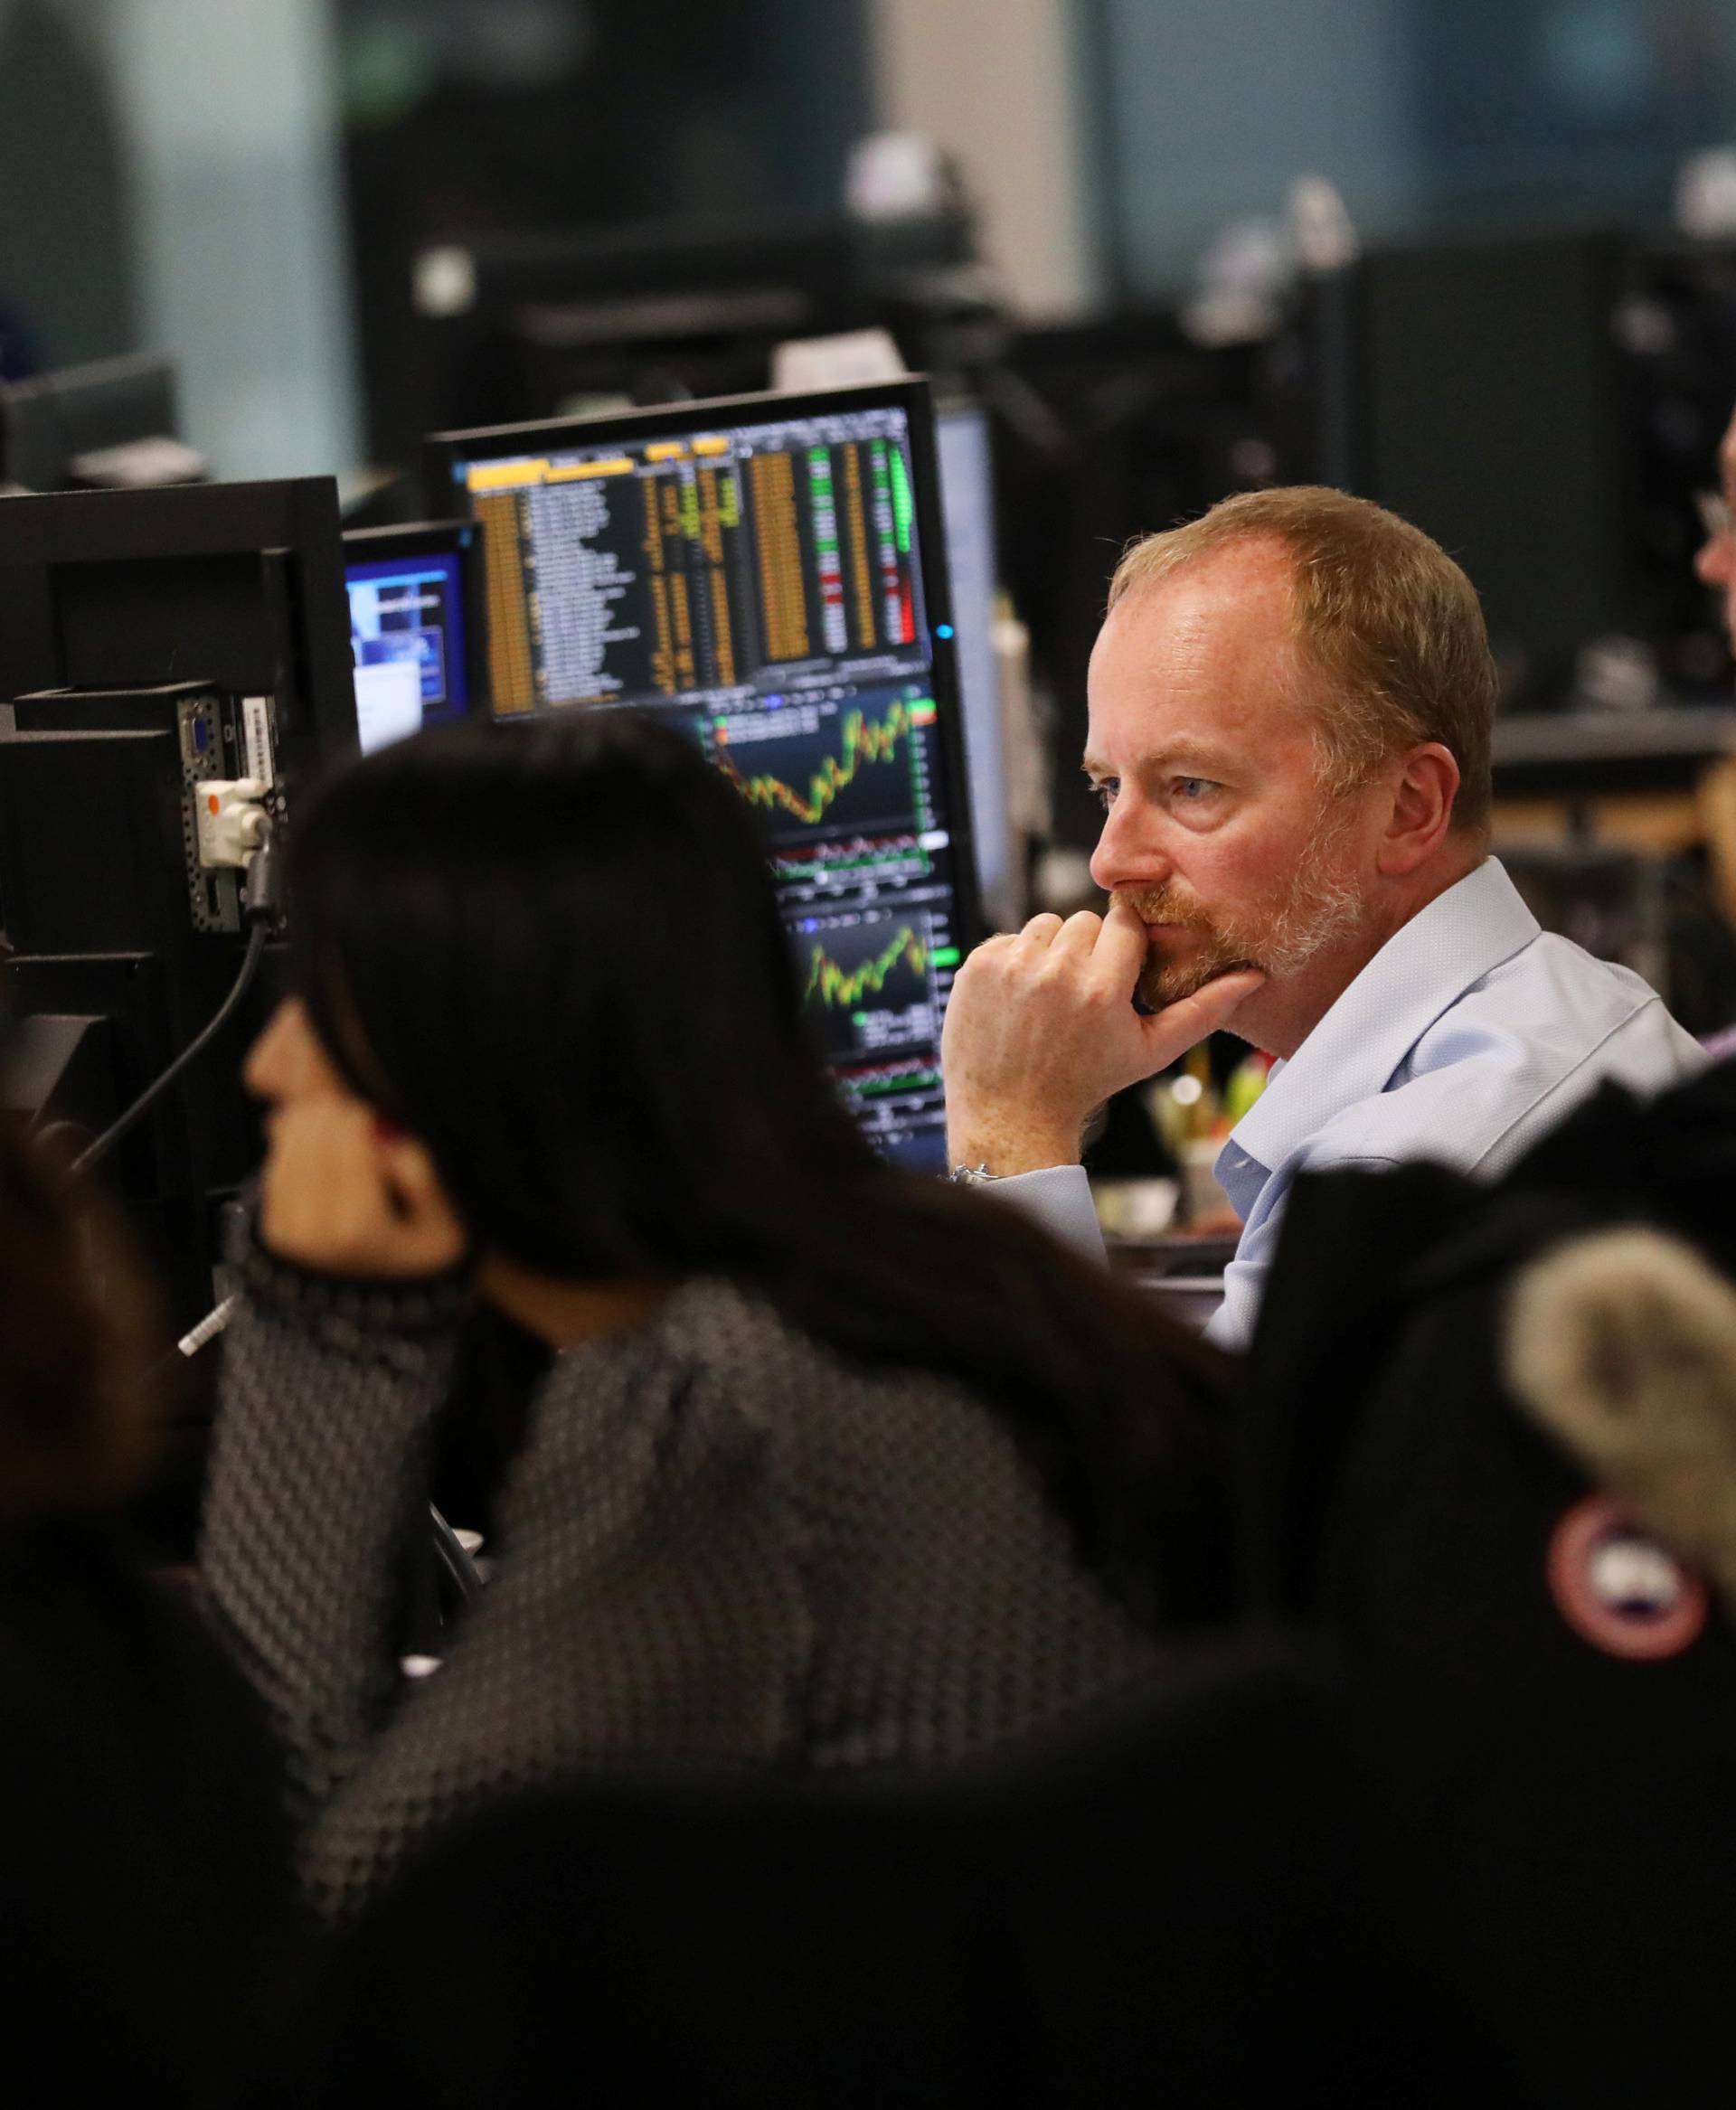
[{"left": 1118, "top": 816, "right": 1367, "bottom": 1012}]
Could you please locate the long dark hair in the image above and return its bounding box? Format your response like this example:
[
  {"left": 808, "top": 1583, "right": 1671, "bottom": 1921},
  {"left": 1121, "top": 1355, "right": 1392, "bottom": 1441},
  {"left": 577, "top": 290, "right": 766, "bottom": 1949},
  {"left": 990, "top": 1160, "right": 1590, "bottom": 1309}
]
[{"left": 290, "top": 716, "right": 1233, "bottom": 1618}]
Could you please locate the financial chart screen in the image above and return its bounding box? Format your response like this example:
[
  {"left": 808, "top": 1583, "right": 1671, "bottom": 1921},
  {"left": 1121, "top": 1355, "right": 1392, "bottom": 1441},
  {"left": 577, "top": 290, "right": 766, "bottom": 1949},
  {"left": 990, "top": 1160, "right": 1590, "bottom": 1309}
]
[
  {"left": 346, "top": 547, "right": 471, "bottom": 755},
  {"left": 437, "top": 393, "right": 972, "bottom": 1170}
]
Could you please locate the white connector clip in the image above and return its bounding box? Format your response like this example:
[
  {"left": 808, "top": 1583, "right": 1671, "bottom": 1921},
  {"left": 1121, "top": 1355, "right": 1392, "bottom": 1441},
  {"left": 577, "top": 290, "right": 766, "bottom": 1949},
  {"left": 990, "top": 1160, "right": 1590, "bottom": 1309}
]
[{"left": 196, "top": 779, "right": 271, "bottom": 869}]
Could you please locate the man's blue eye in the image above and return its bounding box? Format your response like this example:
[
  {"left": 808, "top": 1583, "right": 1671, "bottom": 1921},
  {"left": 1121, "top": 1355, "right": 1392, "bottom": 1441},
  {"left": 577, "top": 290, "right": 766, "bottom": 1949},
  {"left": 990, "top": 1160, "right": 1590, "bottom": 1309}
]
[
  {"left": 1094, "top": 781, "right": 1118, "bottom": 808},
  {"left": 1176, "top": 777, "right": 1212, "bottom": 800}
]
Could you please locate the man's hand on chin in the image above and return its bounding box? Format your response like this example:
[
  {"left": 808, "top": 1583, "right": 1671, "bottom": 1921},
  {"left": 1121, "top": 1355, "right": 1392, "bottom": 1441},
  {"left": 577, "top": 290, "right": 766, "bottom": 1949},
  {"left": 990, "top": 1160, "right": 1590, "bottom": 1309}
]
[{"left": 940, "top": 897, "right": 1265, "bottom": 1174}]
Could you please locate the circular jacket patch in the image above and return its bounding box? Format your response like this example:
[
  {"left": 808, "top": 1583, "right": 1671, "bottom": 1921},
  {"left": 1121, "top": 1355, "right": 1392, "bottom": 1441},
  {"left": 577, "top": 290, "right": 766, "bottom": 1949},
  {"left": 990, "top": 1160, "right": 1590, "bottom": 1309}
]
[{"left": 1548, "top": 1497, "right": 1709, "bottom": 1662}]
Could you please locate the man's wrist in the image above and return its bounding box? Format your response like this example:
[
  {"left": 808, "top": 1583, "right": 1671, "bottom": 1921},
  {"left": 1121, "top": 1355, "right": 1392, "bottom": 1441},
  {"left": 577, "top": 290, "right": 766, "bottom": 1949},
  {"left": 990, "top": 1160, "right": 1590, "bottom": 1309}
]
[{"left": 945, "top": 1111, "right": 1083, "bottom": 1178}]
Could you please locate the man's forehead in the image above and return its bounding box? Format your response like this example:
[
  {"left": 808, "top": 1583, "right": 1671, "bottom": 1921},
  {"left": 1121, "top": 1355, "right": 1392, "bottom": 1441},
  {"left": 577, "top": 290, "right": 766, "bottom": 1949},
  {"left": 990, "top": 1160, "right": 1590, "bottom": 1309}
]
[
  {"left": 1093, "top": 542, "right": 1297, "bottom": 685},
  {"left": 1088, "top": 542, "right": 1314, "bottom": 744}
]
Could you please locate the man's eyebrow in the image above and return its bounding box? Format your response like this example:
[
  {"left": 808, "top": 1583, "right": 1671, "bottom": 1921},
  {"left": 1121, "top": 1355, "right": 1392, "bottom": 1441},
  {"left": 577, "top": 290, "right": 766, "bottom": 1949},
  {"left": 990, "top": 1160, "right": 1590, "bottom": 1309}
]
[{"left": 1080, "top": 741, "right": 1239, "bottom": 779}]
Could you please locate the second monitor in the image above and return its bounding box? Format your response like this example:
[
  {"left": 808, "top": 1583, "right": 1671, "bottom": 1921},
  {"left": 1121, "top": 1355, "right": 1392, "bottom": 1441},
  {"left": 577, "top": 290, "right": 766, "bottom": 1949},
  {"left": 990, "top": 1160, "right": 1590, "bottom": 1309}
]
[
  {"left": 426, "top": 380, "right": 980, "bottom": 1172},
  {"left": 343, "top": 519, "right": 486, "bottom": 756}
]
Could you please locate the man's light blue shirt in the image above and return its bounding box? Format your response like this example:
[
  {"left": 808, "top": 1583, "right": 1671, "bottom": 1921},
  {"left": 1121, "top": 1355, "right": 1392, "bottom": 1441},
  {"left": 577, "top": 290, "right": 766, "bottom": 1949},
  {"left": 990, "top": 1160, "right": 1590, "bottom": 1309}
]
[{"left": 995, "top": 859, "right": 1708, "bottom": 1350}]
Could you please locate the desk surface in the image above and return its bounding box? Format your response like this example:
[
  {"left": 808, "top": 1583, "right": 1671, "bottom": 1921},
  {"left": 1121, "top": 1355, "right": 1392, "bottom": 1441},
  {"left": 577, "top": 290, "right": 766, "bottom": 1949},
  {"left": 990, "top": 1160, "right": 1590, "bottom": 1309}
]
[
  {"left": 1493, "top": 706, "right": 1736, "bottom": 797},
  {"left": 1109, "top": 1234, "right": 1231, "bottom": 1335},
  {"left": 1493, "top": 705, "right": 1736, "bottom": 767}
]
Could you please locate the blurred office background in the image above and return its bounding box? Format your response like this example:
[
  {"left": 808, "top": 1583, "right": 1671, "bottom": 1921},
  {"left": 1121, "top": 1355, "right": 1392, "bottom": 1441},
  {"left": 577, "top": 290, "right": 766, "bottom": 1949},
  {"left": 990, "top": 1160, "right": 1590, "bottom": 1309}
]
[
  {"left": 9, "top": 0, "right": 1736, "bottom": 1060},
  {"left": 12, "top": 1, "right": 1735, "bottom": 469}
]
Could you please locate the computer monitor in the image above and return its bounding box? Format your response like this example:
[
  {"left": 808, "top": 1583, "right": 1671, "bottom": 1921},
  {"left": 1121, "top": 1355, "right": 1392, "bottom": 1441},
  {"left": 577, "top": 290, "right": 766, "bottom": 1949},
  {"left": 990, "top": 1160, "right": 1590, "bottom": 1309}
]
[
  {"left": 426, "top": 379, "right": 982, "bottom": 1171},
  {"left": 386, "top": 209, "right": 976, "bottom": 459},
  {"left": 343, "top": 520, "right": 487, "bottom": 755},
  {"left": 0, "top": 476, "right": 354, "bottom": 767},
  {"left": 0, "top": 477, "right": 354, "bottom": 1328},
  {"left": 935, "top": 401, "right": 1013, "bottom": 922},
  {"left": 0, "top": 352, "right": 204, "bottom": 493},
  {"left": 1306, "top": 229, "right": 1628, "bottom": 705}
]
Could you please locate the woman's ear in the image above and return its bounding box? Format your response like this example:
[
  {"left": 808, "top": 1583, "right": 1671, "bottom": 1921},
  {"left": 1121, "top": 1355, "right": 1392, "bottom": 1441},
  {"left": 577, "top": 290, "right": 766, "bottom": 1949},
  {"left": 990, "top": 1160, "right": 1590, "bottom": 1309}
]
[{"left": 373, "top": 1129, "right": 467, "bottom": 1260}]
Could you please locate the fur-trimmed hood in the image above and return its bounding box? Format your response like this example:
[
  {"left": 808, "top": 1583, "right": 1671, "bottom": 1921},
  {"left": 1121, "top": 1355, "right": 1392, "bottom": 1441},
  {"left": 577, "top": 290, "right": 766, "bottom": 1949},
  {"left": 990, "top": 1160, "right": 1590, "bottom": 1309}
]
[{"left": 1505, "top": 1226, "right": 1736, "bottom": 1613}]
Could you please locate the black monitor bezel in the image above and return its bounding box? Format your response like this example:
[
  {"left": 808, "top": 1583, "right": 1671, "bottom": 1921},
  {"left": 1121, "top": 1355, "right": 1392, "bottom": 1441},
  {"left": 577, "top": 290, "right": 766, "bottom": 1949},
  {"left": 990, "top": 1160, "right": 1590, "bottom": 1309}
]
[
  {"left": 423, "top": 377, "right": 986, "bottom": 948},
  {"left": 0, "top": 475, "right": 356, "bottom": 776},
  {"left": 342, "top": 516, "right": 490, "bottom": 730}
]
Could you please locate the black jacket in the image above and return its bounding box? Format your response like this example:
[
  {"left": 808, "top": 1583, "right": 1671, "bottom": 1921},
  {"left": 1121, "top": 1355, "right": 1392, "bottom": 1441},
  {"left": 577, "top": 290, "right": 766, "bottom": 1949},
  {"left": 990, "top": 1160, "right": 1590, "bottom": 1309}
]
[
  {"left": 1240, "top": 1058, "right": 1736, "bottom": 2108},
  {"left": 0, "top": 1521, "right": 307, "bottom": 2107}
]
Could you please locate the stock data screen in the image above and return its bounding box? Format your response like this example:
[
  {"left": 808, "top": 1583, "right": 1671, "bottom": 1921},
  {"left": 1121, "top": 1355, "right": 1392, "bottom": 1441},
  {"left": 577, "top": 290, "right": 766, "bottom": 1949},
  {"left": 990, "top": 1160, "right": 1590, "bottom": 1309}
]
[{"left": 440, "top": 397, "right": 968, "bottom": 1170}]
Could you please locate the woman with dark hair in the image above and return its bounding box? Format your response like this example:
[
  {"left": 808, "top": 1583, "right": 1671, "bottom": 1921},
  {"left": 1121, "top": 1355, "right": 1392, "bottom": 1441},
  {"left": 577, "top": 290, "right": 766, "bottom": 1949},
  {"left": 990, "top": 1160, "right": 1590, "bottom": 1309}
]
[{"left": 201, "top": 714, "right": 1237, "bottom": 1916}]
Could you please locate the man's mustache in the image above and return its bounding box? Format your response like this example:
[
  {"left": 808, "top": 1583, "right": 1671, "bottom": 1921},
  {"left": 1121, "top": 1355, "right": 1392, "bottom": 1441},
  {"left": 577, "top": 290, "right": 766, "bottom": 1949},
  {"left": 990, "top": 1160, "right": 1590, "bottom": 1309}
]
[{"left": 1114, "top": 885, "right": 1214, "bottom": 931}]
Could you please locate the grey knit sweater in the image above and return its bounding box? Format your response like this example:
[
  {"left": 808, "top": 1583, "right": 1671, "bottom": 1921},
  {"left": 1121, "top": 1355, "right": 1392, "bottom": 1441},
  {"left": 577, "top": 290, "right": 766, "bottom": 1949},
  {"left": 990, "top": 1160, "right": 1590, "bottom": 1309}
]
[{"left": 200, "top": 1235, "right": 1162, "bottom": 1915}]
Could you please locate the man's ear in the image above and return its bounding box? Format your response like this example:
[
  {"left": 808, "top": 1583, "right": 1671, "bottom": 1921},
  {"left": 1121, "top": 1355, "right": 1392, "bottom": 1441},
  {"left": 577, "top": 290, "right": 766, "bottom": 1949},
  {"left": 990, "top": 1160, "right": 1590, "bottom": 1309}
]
[{"left": 1374, "top": 742, "right": 1460, "bottom": 879}]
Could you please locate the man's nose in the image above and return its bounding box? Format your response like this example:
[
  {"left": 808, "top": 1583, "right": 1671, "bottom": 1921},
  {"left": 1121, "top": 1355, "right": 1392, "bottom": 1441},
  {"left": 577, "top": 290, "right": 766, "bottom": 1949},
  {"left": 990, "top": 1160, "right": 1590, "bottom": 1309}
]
[
  {"left": 1695, "top": 532, "right": 1732, "bottom": 589},
  {"left": 1090, "top": 795, "right": 1170, "bottom": 895}
]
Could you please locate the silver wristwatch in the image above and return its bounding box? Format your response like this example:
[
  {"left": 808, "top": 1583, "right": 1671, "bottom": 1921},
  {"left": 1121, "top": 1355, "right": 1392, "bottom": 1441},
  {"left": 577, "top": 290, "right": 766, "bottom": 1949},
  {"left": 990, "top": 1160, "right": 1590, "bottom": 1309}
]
[{"left": 947, "top": 1162, "right": 1002, "bottom": 1186}]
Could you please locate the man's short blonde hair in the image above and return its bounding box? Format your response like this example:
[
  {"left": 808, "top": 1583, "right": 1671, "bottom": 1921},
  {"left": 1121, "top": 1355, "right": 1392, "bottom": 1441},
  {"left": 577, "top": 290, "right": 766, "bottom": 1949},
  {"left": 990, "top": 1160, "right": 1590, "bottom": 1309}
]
[{"left": 1108, "top": 485, "right": 1496, "bottom": 838}]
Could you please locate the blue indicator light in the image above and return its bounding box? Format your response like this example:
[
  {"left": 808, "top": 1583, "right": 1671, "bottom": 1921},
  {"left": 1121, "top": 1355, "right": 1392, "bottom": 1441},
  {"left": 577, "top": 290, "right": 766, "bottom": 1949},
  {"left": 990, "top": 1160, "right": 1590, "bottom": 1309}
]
[{"left": 936, "top": 623, "right": 954, "bottom": 640}]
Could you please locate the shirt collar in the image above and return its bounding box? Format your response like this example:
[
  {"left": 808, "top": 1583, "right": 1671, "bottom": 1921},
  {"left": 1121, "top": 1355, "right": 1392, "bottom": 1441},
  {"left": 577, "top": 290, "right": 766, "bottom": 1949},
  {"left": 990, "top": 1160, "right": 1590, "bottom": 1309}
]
[{"left": 1221, "top": 857, "right": 1539, "bottom": 1186}]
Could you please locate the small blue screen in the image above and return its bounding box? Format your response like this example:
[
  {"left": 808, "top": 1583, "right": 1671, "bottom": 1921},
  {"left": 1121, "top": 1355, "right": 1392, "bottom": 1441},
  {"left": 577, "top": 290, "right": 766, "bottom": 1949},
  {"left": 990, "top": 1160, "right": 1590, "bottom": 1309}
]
[{"left": 345, "top": 549, "right": 470, "bottom": 744}]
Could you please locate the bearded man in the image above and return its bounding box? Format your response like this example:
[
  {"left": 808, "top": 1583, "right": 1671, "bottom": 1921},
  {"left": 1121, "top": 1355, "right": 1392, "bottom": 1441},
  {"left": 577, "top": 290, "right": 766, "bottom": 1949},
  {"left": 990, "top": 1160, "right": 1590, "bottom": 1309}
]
[{"left": 939, "top": 486, "right": 1707, "bottom": 1348}]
